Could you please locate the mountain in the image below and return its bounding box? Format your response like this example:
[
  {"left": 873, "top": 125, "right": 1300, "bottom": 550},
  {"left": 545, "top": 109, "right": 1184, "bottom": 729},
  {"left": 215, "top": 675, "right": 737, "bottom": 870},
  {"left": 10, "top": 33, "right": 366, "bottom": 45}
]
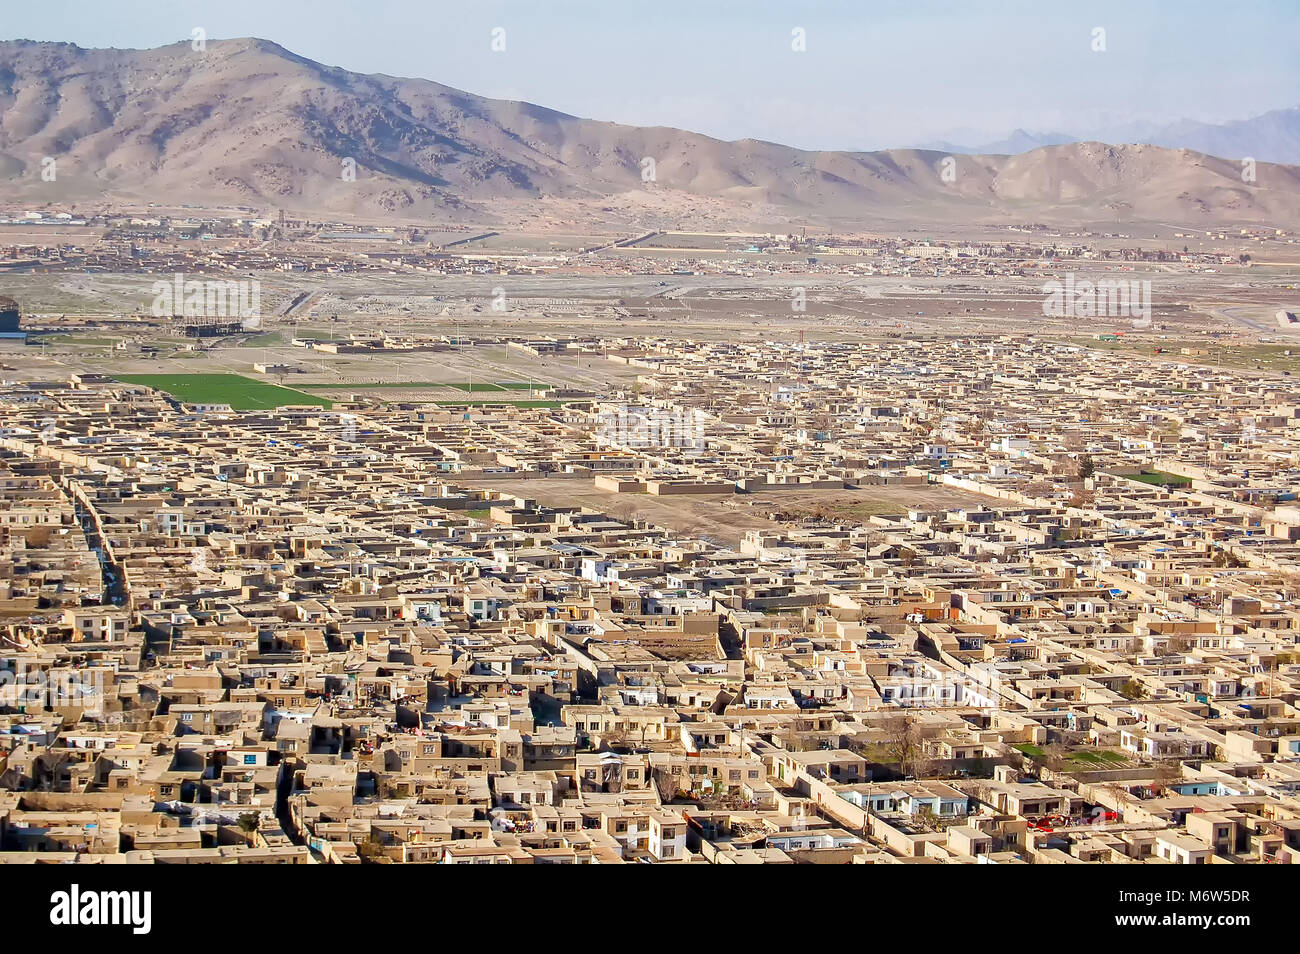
[
  {"left": 918, "top": 130, "right": 1078, "bottom": 156},
  {"left": 1142, "top": 108, "right": 1300, "bottom": 167},
  {"left": 922, "top": 110, "right": 1300, "bottom": 166},
  {"left": 2, "top": 37, "right": 1300, "bottom": 228}
]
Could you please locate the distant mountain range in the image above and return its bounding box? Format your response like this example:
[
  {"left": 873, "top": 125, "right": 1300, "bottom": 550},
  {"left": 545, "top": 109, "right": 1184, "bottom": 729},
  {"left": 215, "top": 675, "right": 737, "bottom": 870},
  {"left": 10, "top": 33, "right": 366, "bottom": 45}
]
[
  {"left": 919, "top": 131, "right": 1079, "bottom": 157},
  {"left": 2, "top": 37, "right": 1300, "bottom": 229},
  {"left": 920, "top": 108, "right": 1300, "bottom": 166}
]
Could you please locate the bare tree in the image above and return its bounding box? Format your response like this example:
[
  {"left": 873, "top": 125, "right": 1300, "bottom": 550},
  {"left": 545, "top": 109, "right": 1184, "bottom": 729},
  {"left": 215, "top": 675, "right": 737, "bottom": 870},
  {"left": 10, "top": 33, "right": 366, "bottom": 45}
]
[
  {"left": 1150, "top": 761, "right": 1181, "bottom": 794},
  {"left": 883, "top": 713, "right": 933, "bottom": 778},
  {"left": 653, "top": 767, "right": 679, "bottom": 804}
]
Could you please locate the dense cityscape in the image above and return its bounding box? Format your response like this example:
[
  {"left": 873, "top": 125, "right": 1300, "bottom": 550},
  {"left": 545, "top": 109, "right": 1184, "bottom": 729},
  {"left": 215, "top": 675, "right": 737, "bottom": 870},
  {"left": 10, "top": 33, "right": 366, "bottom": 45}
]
[
  {"left": 1, "top": 5, "right": 1297, "bottom": 939},
  {"left": 5, "top": 300, "right": 1300, "bottom": 866}
]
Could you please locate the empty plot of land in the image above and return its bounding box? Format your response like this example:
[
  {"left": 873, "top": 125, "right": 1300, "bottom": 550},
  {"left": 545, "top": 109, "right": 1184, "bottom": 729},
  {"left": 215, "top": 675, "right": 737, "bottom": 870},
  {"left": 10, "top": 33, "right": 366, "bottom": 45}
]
[
  {"left": 1062, "top": 335, "right": 1300, "bottom": 375},
  {"left": 468, "top": 477, "right": 995, "bottom": 546}
]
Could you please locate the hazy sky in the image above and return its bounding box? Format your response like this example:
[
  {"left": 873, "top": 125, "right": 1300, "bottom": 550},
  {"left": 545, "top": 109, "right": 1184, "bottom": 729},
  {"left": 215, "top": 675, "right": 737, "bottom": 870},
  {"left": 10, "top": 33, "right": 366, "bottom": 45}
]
[{"left": 5, "top": 0, "right": 1299, "bottom": 150}]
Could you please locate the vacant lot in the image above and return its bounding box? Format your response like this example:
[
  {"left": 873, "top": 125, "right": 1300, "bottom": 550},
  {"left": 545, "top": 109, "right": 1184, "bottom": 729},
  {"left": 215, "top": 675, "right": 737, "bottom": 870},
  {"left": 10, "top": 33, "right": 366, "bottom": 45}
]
[
  {"left": 1061, "top": 336, "right": 1300, "bottom": 375},
  {"left": 297, "top": 381, "right": 548, "bottom": 393},
  {"left": 115, "top": 373, "right": 333, "bottom": 410},
  {"left": 471, "top": 477, "right": 994, "bottom": 546}
]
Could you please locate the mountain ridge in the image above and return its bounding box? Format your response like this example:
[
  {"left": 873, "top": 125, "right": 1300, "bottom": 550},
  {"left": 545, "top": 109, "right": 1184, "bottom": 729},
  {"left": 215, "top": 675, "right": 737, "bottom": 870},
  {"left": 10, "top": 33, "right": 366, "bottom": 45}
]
[
  {"left": 919, "top": 108, "right": 1300, "bottom": 166},
  {"left": 2, "top": 37, "right": 1299, "bottom": 229}
]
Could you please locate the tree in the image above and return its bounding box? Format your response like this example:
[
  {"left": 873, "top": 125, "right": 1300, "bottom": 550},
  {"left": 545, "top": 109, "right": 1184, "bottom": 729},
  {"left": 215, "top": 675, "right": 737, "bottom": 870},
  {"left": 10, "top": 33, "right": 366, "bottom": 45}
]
[
  {"left": 1041, "top": 743, "right": 1068, "bottom": 773},
  {"left": 1118, "top": 679, "right": 1147, "bottom": 701},
  {"left": 1078, "top": 454, "right": 1095, "bottom": 480},
  {"left": 653, "top": 767, "right": 679, "bottom": 804},
  {"left": 236, "top": 811, "right": 260, "bottom": 834},
  {"left": 883, "top": 713, "right": 933, "bottom": 778},
  {"left": 1150, "top": 761, "right": 1181, "bottom": 794}
]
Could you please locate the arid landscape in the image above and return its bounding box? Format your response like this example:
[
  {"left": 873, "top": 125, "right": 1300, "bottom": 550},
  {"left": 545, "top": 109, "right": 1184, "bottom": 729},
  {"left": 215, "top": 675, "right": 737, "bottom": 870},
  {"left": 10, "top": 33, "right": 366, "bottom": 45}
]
[
  {"left": 1, "top": 3, "right": 1299, "bottom": 927},
  {"left": 4, "top": 37, "right": 1300, "bottom": 229}
]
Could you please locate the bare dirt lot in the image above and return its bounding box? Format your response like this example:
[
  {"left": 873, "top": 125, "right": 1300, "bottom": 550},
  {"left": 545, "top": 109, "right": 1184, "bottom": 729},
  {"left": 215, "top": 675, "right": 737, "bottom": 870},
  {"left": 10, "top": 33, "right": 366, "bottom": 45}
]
[{"left": 468, "top": 476, "right": 995, "bottom": 546}]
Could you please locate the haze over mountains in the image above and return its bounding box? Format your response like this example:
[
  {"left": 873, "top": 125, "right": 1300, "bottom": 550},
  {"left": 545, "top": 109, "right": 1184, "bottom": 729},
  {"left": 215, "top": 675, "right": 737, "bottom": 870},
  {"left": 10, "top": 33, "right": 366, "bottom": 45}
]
[
  {"left": 2, "top": 37, "right": 1300, "bottom": 229},
  {"left": 921, "top": 108, "right": 1300, "bottom": 166}
]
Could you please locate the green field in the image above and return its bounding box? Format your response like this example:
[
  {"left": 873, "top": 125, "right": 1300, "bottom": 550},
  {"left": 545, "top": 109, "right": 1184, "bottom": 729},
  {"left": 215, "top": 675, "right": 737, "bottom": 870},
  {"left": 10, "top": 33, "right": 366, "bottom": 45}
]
[
  {"left": 1013, "top": 744, "right": 1128, "bottom": 768},
  {"left": 1121, "top": 470, "right": 1192, "bottom": 488},
  {"left": 1065, "top": 749, "right": 1127, "bottom": 767},
  {"left": 243, "top": 330, "right": 286, "bottom": 346},
  {"left": 115, "top": 374, "right": 332, "bottom": 410}
]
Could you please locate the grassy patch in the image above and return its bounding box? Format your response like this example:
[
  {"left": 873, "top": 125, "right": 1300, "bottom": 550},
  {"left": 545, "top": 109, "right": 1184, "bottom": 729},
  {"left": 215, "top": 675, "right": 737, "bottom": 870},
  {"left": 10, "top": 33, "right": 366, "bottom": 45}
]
[
  {"left": 243, "top": 330, "right": 286, "bottom": 346},
  {"left": 1121, "top": 470, "right": 1192, "bottom": 487},
  {"left": 1066, "top": 749, "right": 1127, "bottom": 766},
  {"left": 115, "top": 373, "right": 332, "bottom": 410},
  {"left": 447, "top": 382, "right": 506, "bottom": 392}
]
